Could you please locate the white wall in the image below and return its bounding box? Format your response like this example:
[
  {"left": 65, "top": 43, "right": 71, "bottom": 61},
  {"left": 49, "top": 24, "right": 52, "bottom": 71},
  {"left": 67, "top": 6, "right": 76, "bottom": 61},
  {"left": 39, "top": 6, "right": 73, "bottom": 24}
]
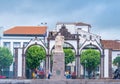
[
  {"left": 104, "top": 49, "right": 109, "bottom": 78},
  {"left": 17, "top": 48, "right": 22, "bottom": 77}
]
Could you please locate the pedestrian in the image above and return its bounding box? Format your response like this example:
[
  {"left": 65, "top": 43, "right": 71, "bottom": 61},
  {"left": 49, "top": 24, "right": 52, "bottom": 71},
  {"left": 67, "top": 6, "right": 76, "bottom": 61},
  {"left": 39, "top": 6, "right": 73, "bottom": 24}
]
[{"left": 48, "top": 70, "right": 52, "bottom": 79}]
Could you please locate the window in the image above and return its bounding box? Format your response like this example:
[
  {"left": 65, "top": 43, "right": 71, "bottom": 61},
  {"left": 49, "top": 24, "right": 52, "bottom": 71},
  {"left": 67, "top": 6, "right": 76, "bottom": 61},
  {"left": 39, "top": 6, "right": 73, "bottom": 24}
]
[
  {"left": 77, "top": 28, "right": 82, "bottom": 30},
  {"left": 3, "top": 42, "right": 10, "bottom": 48},
  {"left": 13, "top": 42, "right": 21, "bottom": 48}
]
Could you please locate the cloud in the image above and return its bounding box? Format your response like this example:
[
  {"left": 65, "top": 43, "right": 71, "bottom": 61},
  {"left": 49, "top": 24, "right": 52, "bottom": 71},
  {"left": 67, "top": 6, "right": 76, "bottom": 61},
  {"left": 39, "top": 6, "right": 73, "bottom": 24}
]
[
  {"left": 91, "top": 25, "right": 120, "bottom": 40},
  {"left": 0, "top": 0, "right": 120, "bottom": 40}
]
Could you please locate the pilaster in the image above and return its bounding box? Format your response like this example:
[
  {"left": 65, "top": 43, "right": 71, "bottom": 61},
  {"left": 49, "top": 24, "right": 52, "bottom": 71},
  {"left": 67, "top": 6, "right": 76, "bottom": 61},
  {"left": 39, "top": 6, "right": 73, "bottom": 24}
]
[
  {"left": 108, "top": 49, "right": 112, "bottom": 78},
  {"left": 14, "top": 48, "right": 18, "bottom": 78},
  {"left": 22, "top": 45, "right": 26, "bottom": 79}
]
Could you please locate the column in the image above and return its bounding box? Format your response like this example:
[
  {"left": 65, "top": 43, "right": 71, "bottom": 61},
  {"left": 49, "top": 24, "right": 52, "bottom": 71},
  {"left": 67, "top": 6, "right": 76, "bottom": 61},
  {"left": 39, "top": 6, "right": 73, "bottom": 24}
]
[
  {"left": 14, "top": 48, "right": 18, "bottom": 78},
  {"left": 100, "top": 54, "right": 104, "bottom": 78},
  {"left": 76, "top": 33, "right": 80, "bottom": 78},
  {"left": 46, "top": 39, "right": 50, "bottom": 72},
  {"left": 22, "top": 46, "right": 26, "bottom": 78},
  {"left": 109, "top": 49, "right": 112, "bottom": 78},
  {"left": 48, "top": 55, "right": 51, "bottom": 71},
  {"left": 79, "top": 55, "right": 81, "bottom": 78},
  {"left": 46, "top": 55, "right": 49, "bottom": 72},
  {"left": 76, "top": 55, "right": 80, "bottom": 78}
]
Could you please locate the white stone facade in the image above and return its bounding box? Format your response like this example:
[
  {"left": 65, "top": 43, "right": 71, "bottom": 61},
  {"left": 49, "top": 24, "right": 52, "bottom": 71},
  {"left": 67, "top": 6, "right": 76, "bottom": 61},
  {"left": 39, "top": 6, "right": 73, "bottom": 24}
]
[{"left": 0, "top": 22, "right": 120, "bottom": 78}]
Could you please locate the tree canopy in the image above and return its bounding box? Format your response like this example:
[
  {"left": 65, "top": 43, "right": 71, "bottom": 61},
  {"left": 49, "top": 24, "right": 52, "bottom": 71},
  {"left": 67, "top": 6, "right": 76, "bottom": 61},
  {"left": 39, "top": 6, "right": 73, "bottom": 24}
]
[
  {"left": 64, "top": 49, "right": 75, "bottom": 65},
  {"left": 80, "top": 49, "right": 100, "bottom": 78},
  {"left": 26, "top": 45, "right": 46, "bottom": 70},
  {"left": 0, "top": 47, "right": 13, "bottom": 72},
  {"left": 113, "top": 56, "right": 120, "bottom": 67}
]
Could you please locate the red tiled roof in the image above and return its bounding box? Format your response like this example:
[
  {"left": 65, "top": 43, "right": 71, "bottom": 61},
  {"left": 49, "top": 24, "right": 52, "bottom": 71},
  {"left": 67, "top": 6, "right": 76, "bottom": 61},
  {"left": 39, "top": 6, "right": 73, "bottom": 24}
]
[
  {"left": 101, "top": 40, "right": 120, "bottom": 50},
  {"left": 4, "top": 26, "right": 47, "bottom": 36}
]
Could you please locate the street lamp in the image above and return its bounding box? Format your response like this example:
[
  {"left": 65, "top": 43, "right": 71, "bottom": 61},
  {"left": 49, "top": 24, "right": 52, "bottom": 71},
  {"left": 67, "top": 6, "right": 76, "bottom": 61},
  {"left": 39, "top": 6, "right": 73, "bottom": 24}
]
[
  {"left": 1, "top": 69, "right": 3, "bottom": 75},
  {"left": 84, "top": 60, "right": 87, "bottom": 79}
]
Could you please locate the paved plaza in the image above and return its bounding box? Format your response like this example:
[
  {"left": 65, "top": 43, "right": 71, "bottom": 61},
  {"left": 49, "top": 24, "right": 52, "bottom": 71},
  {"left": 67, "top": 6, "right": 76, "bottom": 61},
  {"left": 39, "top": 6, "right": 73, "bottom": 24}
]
[{"left": 0, "top": 79, "right": 120, "bottom": 84}]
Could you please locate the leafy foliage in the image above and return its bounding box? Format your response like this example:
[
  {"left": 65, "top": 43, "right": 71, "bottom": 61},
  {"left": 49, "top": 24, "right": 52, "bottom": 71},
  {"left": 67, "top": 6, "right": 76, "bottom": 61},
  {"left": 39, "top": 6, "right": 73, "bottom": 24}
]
[
  {"left": 113, "top": 56, "right": 120, "bottom": 67},
  {"left": 26, "top": 45, "right": 46, "bottom": 70},
  {"left": 0, "top": 47, "right": 13, "bottom": 72},
  {"left": 80, "top": 49, "right": 100, "bottom": 78},
  {"left": 64, "top": 49, "right": 75, "bottom": 65}
]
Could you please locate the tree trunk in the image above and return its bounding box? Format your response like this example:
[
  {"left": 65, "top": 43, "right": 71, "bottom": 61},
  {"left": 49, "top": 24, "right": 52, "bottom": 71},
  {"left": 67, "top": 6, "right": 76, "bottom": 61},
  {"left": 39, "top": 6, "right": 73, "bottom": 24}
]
[
  {"left": 0, "top": 69, "right": 1, "bottom": 75},
  {"left": 88, "top": 70, "right": 92, "bottom": 79},
  {"left": 92, "top": 70, "right": 95, "bottom": 79}
]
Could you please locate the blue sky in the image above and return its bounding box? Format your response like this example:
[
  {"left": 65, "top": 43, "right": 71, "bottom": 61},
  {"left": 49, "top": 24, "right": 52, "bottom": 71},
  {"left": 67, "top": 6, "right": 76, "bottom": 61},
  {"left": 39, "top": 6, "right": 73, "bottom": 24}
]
[{"left": 0, "top": 0, "right": 120, "bottom": 40}]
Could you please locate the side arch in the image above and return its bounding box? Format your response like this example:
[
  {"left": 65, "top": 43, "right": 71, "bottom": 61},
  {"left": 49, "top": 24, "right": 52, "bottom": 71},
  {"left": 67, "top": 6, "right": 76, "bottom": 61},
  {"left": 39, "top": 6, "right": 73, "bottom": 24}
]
[
  {"left": 79, "top": 40, "right": 103, "bottom": 55},
  {"left": 22, "top": 37, "right": 48, "bottom": 78},
  {"left": 80, "top": 44, "right": 102, "bottom": 55},
  {"left": 24, "top": 38, "right": 48, "bottom": 54},
  {"left": 25, "top": 44, "right": 47, "bottom": 55},
  {"left": 79, "top": 40, "right": 104, "bottom": 78}
]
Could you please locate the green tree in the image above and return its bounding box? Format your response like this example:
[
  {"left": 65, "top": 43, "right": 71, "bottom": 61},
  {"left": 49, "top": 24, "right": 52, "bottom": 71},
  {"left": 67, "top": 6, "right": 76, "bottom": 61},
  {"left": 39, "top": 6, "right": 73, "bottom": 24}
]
[
  {"left": 0, "top": 47, "right": 13, "bottom": 75},
  {"left": 113, "top": 56, "right": 120, "bottom": 68},
  {"left": 64, "top": 49, "right": 75, "bottom": 65},
  {"left": 80, "top": 49, "right": 100, "bottom": 78},
  {"left": 26, "top": 45, "right": 46, "bottom": 70}
]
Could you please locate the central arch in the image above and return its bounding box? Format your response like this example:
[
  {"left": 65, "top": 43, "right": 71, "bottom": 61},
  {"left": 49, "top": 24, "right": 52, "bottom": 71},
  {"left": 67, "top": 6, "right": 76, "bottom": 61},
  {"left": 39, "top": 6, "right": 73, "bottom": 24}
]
[{"left": 49, "top": 42, "right": 76, "bottom": 73}]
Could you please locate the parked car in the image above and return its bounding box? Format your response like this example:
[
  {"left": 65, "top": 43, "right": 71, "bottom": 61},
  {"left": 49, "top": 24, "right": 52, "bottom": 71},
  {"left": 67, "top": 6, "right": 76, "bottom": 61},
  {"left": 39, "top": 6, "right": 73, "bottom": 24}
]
[{"left": 0, "top": 75, "right": 6, "bottom": 79}]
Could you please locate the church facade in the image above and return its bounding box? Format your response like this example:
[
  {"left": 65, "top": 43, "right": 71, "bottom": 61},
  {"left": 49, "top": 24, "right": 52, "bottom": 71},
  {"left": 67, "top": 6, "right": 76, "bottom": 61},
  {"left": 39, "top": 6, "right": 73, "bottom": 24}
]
[{"left": 0, "top": 22, "right": 120, "bottom": 78}]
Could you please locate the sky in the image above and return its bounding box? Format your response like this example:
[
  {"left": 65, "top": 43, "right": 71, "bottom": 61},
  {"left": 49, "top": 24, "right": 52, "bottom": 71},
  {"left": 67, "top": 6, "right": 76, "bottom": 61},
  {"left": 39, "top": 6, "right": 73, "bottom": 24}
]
[{"left": 0, "top": 0, "right": 120, "bottom": 40}]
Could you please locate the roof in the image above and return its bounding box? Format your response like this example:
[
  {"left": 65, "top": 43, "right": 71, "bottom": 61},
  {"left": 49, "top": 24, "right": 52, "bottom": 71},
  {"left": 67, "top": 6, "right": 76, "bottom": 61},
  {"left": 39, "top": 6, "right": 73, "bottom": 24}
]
[
  {"left": 101, "top": 40, "right": 120, "bottom": 50},
  {"left": 4, "top": 26, "right": 47, "bottom": 36},
  {"left": 56, "top": 22, "right": 91, "bottom": 28}
]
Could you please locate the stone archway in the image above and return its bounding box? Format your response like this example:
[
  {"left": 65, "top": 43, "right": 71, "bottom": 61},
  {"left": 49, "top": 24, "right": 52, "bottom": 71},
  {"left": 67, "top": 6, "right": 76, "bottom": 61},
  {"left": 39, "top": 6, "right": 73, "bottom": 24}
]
[
  {"left": 14, "top": 37, "right": 48, "bottom": 78},
  {"left": 49, "top": 42, "right": 76, "bottom": 73},
  {"left": 25, "top": 44, "right": 46, "bottom": 79},
  {"left": 23, "top": 37, "right": 48, "bottom": 79},
  {"left": 80, "top": 44, "right": 101, "bottom": 78},
  {"left": 79, "top": 40, "right": 104, "bottom": 78}
]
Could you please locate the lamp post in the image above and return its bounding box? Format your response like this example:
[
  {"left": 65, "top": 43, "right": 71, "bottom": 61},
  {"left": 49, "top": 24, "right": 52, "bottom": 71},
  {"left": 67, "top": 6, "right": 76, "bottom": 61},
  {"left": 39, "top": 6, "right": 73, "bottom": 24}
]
[
  {"left": 1, "top": 69, "right": 3, "bottom": 76},
  {"left": 84, "top": 60, "right": 87, "bottom": 79}
]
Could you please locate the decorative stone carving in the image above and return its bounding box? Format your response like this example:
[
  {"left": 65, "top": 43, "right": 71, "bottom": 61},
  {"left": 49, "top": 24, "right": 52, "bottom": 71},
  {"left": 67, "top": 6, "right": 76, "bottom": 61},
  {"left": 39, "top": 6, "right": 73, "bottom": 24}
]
[{"left": 48, "top": 24, "right": 76, "bottom": 40}]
